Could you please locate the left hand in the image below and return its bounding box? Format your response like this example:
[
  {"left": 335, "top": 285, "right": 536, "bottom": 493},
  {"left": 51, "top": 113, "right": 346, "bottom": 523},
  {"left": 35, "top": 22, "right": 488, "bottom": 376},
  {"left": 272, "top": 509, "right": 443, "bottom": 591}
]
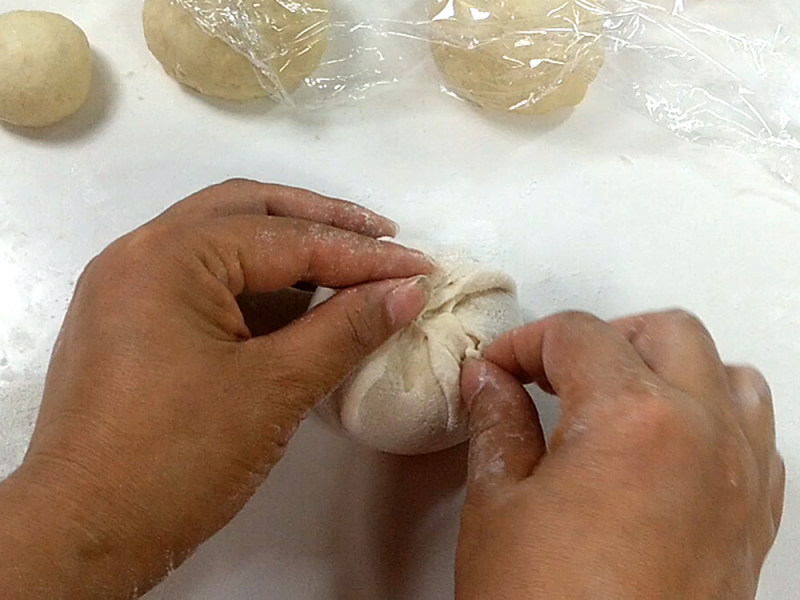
[{"left": 0, "top": 179, "right": 433, "bottom": 599}]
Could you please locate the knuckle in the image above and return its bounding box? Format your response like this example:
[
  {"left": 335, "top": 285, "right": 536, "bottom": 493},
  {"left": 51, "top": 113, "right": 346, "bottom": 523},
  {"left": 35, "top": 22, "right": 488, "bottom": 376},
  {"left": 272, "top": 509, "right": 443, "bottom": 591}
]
[
  {"left": 218, "top": 177, "right": 257, "bottom": 190},
  {"left": 614, "top": 386, "right": 696, "bottom": 452},
  {"left": 273, "top": 215, "right": 314, "bottom": 239},
  {"left": 552, "top": 310, "right": 605, "bottom": 333},
  {"left": 110, "top": 226, "right": 172, "bottom": 271},
  {"left": 558, "top": 310, "right": 600, "bottom": 324},
  {"left": 663, "top": 309, "right": 711, "bottom": 338},
  {"left": 74, "top": 253, "right": 103, "bottom": 293},
  {"left": 728, "top": 365, "right": 774, "bottom": 420},
  {"left": 80, "top": 225, "right": 178, "bottom": 305},
  {"left": 738, "top": 366, "right": 772, "bottom": 401},
  {"left": 632, "top": 392, "right": 682, "bottom": 434},
  {"left": 120, "top": 222, "right": 168, "bottom": 250}
]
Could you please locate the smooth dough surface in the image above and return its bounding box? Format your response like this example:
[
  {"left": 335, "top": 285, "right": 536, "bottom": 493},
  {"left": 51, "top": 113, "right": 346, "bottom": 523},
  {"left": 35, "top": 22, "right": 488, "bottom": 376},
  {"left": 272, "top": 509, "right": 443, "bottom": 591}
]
[
  {"left": 0, "top": 11, "right": 92, "bottom": 127},
  {"left": 430, "top": 0, "right": 606, "bottom": 114},
  {"left": 313, "top": 260, "right": 523, "bottom": 455},
  {"left": 143, "top": 0, "right": 328, "bottom": 101}
]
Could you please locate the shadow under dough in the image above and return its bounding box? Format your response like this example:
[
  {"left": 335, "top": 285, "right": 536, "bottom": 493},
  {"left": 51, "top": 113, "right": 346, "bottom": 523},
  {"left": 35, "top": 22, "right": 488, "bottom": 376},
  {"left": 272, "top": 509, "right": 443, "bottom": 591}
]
[{"left": 464, "top": 96, "right": 576, "bottom": 137}]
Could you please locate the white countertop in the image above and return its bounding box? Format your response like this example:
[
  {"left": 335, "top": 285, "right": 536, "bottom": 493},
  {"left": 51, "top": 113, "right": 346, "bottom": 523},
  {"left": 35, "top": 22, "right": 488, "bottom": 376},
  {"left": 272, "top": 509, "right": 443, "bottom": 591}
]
[{"left": 1, "top": 1, "right": 798, "bottom": 598}]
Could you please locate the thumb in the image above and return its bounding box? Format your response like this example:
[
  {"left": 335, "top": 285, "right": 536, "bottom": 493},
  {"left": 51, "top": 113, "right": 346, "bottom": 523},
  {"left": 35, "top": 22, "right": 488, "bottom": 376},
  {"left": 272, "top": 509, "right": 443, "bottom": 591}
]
[
  {"left": 241, "top": 275, "right": 431, "bottom": 418},
  {"left": 461, "top": 359, "right": 547, "bottom": 502}
]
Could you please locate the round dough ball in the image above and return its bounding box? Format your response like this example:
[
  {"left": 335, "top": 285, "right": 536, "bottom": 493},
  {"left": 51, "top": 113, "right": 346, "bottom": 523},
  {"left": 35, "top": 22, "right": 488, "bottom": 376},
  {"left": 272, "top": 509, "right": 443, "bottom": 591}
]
[
  {"left": 313, "top": 260, "right": 523, "bottom": 455},
  {"left": 143, "top": 0, "right": 328, "bottom": 101},
  {"left": 0, "top": 11, "right": 92, "bottom": 127},
  {"left": 430, "top": 0, "right": 606, "bottom": 114}
]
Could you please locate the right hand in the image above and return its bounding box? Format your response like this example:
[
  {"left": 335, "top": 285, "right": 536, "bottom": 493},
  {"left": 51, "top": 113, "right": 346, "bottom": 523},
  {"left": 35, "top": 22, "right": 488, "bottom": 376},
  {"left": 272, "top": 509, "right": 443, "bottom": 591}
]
[{"left": 457, "top": 311, "right": 785, "bottom": 599}]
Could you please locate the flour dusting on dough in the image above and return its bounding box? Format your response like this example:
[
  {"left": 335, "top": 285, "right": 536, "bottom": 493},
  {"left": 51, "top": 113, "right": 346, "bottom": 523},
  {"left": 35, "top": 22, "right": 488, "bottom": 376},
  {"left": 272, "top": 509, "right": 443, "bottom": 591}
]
[{"left": 311, "top": 255, "right": 523, "bottom": 455}]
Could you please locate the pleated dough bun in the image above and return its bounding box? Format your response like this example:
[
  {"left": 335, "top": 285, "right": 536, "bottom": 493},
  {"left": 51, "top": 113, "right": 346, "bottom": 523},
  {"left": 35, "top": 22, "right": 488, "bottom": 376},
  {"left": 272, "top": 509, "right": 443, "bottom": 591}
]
[{"left": 312, "top": 259, "right": 523, "bottom": 455}]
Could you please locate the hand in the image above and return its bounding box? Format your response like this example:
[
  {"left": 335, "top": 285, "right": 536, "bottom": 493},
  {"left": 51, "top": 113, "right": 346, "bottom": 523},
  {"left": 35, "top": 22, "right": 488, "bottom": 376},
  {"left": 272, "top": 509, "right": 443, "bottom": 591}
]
[
  {"left": 457, "top": 311, "right": 785, "bottom": 600},
  {"left": 0, "top": 180, "right": 433, "bottom": 598}
]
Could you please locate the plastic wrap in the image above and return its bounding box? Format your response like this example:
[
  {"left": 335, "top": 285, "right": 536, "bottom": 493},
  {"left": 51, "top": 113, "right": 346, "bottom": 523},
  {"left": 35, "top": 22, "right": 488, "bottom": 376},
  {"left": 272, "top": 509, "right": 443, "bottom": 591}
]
[{"left": 171, "top": 0, "right": 800, "bottom": 187}]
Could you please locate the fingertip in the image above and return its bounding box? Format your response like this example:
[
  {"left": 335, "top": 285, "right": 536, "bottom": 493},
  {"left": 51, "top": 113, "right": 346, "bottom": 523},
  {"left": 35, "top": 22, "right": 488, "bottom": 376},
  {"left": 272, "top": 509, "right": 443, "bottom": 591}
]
[
  {"left": 383, "top": 217, "right": 400, "bottom": 238},
  {"left": 461, "top": 358, "right": 492, "bottom": 411},
  {"left": 395, "top": 242, "right": 436, "bottom": 271},
  {"left": 464, "top": 360, "right": 531, "bottom": 434},
  {"left": 462, "top": 360, "right": 547, "bottom": 492},
  {"left": 482, "top": 331, "right": 509, "bottom": 366},
  {"left": 483, "top": 326, "right": 538, "bottom": 384},
  {"left": 356, "top": 209, "right": 399, "bottom": 239}
]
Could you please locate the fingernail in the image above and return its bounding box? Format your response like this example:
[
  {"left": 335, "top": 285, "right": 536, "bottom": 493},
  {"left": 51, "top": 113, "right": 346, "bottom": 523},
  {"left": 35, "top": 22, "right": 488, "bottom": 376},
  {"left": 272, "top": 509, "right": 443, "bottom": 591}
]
[
  {"left": 406, "top": 247, "right": 435, "bottom": 267},
  {"left": 381, "top": 240, "right": 435, "bottom": 267},
  {"left": 386, "top": 218, "right": 400, "bottom": 237},
  {"left": 385, "top": 276, "right": 430, "bottom": 329}
]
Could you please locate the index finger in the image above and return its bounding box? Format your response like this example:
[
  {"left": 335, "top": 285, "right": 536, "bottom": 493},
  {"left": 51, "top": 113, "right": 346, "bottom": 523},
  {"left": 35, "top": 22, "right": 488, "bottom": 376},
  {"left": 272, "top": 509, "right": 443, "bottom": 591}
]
[
  {"left": 194, "top": 215, "right": 434, "bottom": 296},
  {"left": 159, "top": 179, "right": 399, "bottom": 239},
  {"left": 484, "top": 311, "right": 656, "bottom": 406}
]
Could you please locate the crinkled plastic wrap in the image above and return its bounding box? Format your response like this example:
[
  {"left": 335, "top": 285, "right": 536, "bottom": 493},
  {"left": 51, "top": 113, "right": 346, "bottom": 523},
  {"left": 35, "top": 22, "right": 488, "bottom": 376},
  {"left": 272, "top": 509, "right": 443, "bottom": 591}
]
[{"left": 175, "top": 0, "right": 800, "bottom": 186}]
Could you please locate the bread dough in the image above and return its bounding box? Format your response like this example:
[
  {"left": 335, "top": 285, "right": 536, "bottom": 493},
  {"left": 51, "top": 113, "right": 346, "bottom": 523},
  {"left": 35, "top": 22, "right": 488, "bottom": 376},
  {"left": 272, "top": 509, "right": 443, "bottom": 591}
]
[
  {"left": 142, "top": 0, "right": 328, "bottom": 101},
  {"left": 313, "top": 260, "right": 523, "bottom": 455},
  {"left": 430, "top": 0, "right": 606, "bottom": 114},
  {"left": 0, "top": 11, "right": 92, "bottom": 127}
]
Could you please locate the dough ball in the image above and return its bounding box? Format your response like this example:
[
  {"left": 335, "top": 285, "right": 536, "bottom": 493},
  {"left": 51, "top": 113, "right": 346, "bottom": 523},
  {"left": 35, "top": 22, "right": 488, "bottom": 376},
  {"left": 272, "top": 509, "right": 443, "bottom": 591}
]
[
  {"left": 142, "top": 0, "right": 328, "bottom": 101},
  {"left": 0, "top": 11, "right": 92, "bottom": 127},
  {"left": 430, "top": 0, "right": 606, "bottom": 114},
  {"left": 313, "top": 260, "right": 523, "bottom": 455}
]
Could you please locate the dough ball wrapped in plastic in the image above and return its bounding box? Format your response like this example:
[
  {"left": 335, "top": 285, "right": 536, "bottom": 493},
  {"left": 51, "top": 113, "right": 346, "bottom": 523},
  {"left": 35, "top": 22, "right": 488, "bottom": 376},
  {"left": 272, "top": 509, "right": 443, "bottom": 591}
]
[
  {"left": 430, "top": 0, "right": 606, "bottom": 114},
  {"left": 143, "top": 0, "right": 329, "bottom": 101},
  {"left": 312, "top": 259, "right": 523, "bottom": 455}
]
